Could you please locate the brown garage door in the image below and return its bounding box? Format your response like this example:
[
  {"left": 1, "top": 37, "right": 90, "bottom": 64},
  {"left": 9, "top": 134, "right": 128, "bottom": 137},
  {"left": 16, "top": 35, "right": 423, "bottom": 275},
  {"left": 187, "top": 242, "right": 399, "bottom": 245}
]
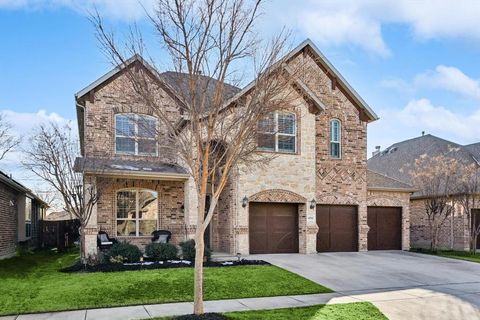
[
  {"left": 316, "top": 205, "right": 358, "bottom": 252},
  {"left": 368, "top": 207, "right": 402, "bottom": 250},
  {"left": 472, "top": 209, "right": 480, "bottom": 249},
  {"left": 249, "top": 203, "right": 298, "bottom": 254}
]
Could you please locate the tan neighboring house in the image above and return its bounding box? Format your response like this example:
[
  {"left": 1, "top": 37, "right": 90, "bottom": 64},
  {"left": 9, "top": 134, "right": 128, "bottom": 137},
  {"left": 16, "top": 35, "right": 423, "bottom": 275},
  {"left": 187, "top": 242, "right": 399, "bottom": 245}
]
[
  {"left": 75, "top": 39, "right": 413, "bottom": 257},
  {"left": 368, "top": 134, "right": 480, "bottom": 251}
]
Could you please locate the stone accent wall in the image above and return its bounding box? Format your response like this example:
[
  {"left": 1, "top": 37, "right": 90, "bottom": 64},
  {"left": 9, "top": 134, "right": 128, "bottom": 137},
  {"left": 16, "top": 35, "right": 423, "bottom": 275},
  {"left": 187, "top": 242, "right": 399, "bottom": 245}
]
[
  {"left": 236, "top": 93, "right": 317, "bottom": 255},
  {"left": 0, "top": 184, "right": 18, "bottom": 259},
  {"left": 410, "top": 199, "right": 470, "bottom": 251},
  {"left": 83, "top": 67, "right": 181, "bottom": 163},
  {"left": 95, "top": 177, "right": 186, "bottom": 251},
  {"left": 211, "top": 176, "right": 236, "bottom": 253},
  {"left": 250, "top": 189, "right": 307, "bottom": 203},
  {"left": 367, "top": 190, "right": 411, "bottom": 250}
]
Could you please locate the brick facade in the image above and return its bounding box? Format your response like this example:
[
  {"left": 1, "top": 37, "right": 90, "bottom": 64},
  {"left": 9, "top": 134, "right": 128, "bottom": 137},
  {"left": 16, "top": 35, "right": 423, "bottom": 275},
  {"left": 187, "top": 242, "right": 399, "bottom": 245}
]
[
  {"left": 410, "top": 199, "right": 470, "bottom": 250},
  {"left": 78, "top": 42, "right": 394, "bottom": 257},
  {"left": 0, "top": 184, "right": 18, "bottom": 259}
]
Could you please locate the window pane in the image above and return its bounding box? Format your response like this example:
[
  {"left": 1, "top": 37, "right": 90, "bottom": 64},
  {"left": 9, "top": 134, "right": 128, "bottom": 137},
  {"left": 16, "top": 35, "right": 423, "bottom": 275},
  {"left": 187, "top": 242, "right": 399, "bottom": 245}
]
[
  {"left": 25, "top": 223, "right": 31, "bottom": 238},
  {"left": 278, "top": 113, "right": 295, "bottom": 134},
  {"left": 25, "top": 198, "right": 32, "bottom": 221},
  {"left": 116, "top": 137, "right": 135, "bottom": 154},
  {"left": 139, "top": 220, "right": 157, "bottom": 236},
  {"left": 257, "top": 133, "right": 275, "bottom": 151},
  {"left": 138, "top": 190, "right": 158, "bottom": 220},
  {"left": 331, "top": 120, "right": 340, "bottom": 142},
  {"left": 278, "top": 135, "right": 295, "bottom": 153},
  {"left": 257, "top": 113, "right": 275, "bottom": 133},
  {"left": 331, "top": 142, "right": 340, "bottom": 158},
  {"left": 138, "top": 117, "right": 156, "bottom": 138},
  {"left": 116, "top": 115, "right": 135, "bottom": 137},
  {"left": 117, "top": 191, "right": 136, "bottom": 219},
  {"left": 117, "top": 220, "right": 136, "bottom": 236},
  {"left": 138, "top": 139, "right": 157, "bottom": 155}
]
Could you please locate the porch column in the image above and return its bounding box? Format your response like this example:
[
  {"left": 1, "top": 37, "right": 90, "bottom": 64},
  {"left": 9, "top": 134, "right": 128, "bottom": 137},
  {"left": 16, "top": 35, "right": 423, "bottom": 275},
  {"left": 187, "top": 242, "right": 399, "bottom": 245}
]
[
  {"left": 300, "top": 202, "right": 318, "bottom": 254},
  {"left": 183, "top": 177, "right": 198, "bottom": 240},
  {"left": 83, "top": 175, "right": 98, "bottom": 258}
]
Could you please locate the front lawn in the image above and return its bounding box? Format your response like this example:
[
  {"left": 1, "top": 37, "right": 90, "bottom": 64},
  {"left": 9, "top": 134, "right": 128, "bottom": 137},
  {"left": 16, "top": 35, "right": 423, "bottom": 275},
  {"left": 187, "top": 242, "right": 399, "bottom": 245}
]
[
  {"left": 411, "top": 248, "right": 480, "bottom": 263},
  {"left": 155, "top": 302, "right": 387, "bottom": 320},
  {"left": 0, "top": 250, "right": 331, "bottom": 316}
]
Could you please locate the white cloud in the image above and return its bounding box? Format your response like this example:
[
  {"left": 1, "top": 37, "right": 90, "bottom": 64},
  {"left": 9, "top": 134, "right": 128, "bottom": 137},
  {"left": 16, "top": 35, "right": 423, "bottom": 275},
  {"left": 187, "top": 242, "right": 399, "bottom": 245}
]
[
  {"left": 414, "top": 65, "right": 480, "bottom": 101},
  {"left": 0, "top": 109, "right": 73, "bottom": 198},
  {"left": 280, "top": 0, "right": 480, "bottom": 56},
  {"left": 368, "top": 98, "right": 480, "bottom": 154}
]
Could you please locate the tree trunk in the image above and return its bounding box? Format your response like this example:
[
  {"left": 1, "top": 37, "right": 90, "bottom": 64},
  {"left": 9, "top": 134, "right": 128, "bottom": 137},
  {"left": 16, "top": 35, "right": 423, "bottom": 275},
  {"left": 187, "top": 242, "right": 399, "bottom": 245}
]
[
  {"left": 79, "top": 225, "right": 86, "bottom": 264},
  {"left": 193, "top": 230, "right": 205, "bottom": 315}
]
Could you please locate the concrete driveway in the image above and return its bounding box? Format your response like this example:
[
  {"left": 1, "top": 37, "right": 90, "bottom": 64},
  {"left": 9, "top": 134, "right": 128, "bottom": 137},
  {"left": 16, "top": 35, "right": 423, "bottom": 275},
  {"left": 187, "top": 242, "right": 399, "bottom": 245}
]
[{"left": 254, "top": 251, "right": 480, "bottom": 320}]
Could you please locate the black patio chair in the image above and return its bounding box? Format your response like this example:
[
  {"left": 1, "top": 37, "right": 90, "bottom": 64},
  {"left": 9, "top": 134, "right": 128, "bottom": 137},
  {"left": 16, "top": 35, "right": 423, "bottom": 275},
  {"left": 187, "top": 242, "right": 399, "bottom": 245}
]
[
  {"left": 151, "top": 230, "right": 172, "bottom": 243},
  {"left": 97, "top": 231, "right": 117, "bottom": 250}
]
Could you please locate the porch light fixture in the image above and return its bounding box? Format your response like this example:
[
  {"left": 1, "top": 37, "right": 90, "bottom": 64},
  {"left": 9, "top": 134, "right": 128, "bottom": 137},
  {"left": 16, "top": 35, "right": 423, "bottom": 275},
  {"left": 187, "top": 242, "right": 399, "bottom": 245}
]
[
  {"left": 241, "top": 196, "right": 248, "bottom": 208},
  {"left": 310, "top": 198, "right": 316, "bottom": 210}
]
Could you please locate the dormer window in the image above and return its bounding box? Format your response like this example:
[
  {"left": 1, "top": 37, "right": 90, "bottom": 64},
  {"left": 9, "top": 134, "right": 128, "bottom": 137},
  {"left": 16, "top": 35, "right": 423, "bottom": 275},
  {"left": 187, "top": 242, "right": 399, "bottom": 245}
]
[
  {"left": 115, "top": 114, "right": 157, "bottom": 156},
  {"left": 257, "top": 112, "right": 296, "bottom": 153},
  {"left": 330, "top": 119, "right": 341, "bottom": 159}
]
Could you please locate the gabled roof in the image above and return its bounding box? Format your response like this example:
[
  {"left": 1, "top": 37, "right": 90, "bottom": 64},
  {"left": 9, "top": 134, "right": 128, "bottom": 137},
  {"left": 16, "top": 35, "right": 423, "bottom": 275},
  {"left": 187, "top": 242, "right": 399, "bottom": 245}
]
[
  {"left": 368, "top": 134, "right": 480, "bottom": 196},
  {"left": 367, "top": 169, "right": 415, "bottom": 192},
  {"left": 0, "top": 170, "right": 49, "bottom": 207}
]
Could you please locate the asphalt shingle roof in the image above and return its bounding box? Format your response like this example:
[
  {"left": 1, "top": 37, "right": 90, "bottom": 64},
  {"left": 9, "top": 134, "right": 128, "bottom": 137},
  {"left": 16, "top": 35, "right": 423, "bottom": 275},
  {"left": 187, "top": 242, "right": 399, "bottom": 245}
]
[
  {"left": 368, "top": 134, "right": 480, "bottom": 196},
  {"left": 366, "top": 170, "right": 415, "bottom": 191}
]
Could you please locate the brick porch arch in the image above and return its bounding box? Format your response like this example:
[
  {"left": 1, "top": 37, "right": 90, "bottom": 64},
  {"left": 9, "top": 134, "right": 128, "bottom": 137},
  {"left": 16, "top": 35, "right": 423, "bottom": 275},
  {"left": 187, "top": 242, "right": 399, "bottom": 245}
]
[{"left": 249, "top": 189, "right": 307, "bottom": 203}]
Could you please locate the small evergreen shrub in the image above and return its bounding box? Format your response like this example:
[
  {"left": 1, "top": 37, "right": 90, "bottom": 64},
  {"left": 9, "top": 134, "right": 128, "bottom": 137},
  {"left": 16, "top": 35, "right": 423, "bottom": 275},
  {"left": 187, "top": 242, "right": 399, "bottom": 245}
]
[
  {"left": 145, "top": 243, "right": 178, "bottom": 261},
  {"left": 179, "top": 239, "right": 212, "bottom": 261},
  {"left": 105, "top": 241, "right": 142, "bottom": 263}
]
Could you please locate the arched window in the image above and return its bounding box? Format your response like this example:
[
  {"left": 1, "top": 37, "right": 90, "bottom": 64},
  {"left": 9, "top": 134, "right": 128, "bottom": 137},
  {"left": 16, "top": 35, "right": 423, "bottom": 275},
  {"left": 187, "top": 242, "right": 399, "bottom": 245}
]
[
  {"left": 330, "top": 119, "right": 341, "bottom": 159},
  {"left": 115, "top": 113, "right": 157, "bottom": 155},
  {"left": 257, "top": 112, "right": 296, "bottom": 153},
  {"left": 116, "top": 189, "right": 158, "bottom": 237}
]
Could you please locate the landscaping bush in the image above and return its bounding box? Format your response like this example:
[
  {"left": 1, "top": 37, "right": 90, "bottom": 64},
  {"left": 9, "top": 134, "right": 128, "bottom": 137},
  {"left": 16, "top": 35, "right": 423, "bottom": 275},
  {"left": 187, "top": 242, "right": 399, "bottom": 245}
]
[
  {"left": 105, "top": 241, "right": 142, "bottom": 263},
  {"left": 179, "top": 239, "right": 211, "bottom": 261},
  {"left": 145, "top": 243, "right": 178, "bottom": 261}
]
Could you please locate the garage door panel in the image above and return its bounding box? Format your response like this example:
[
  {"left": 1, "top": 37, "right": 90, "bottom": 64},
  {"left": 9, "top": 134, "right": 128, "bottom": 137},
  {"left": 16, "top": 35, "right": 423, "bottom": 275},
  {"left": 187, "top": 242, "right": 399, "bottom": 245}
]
[
  {"left": 249, "top": 203, "right": 298, "bottom": 254},
  {"left": 316, "top": 205, "right": 357, "bottom": 252},
  {"left": 368, "top": 207, "right": 402, "bottom": 250}
]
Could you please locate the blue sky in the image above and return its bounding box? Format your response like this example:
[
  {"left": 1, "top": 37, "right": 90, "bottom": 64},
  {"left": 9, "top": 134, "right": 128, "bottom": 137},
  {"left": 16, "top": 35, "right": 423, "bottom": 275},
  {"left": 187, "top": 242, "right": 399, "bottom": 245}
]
[{"left": 1, "top": 0, "right": 480, "bottom": 192}]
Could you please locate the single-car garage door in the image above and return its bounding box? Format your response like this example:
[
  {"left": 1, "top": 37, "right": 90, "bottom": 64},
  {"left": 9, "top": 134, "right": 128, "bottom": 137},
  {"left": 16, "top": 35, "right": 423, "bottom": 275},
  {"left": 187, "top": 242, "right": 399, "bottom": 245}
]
[
  {"left": 249, "top": 203, "right": 298, "bottom": 254},
  {"left": 316, "top": 205, "right": 358, "bottom": 252},
  {"left": 367, "top": 207, "right": 402, "bottom": 250}
]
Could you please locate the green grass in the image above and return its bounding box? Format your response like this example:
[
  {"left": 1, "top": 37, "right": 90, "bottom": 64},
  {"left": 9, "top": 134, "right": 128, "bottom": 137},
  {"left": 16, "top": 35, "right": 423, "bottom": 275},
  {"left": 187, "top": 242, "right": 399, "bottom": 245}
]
[
  {"left": 411, "top": 248, "right": 480, "bottom": 263},
  {"left": 0, "top": 250, "right": 331, "bottom": 316},
  {"left": 155, "top": 302, "right": 387, "bottom": 320}
]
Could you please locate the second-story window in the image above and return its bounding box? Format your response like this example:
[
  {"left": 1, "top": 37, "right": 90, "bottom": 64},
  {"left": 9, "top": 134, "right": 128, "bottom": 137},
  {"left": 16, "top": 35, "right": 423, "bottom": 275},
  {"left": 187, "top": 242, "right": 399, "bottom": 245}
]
[
  {"left": 257, "top": 112, "right": 296, "bottom": 153},
  {"left": 330, "top": 119, "right": 341, "bottom": 159},
  {"left": 115, "top": 114, "right": 157, "bottom": 156}
]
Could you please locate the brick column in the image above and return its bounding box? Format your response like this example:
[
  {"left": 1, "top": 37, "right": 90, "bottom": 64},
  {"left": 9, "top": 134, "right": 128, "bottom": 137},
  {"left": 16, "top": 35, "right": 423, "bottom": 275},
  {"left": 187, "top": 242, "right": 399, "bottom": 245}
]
[
  {"left": 183, "top": 177, "right": 198, "bottom": 240},
  {"left": 358, "top": 202, "right": 369, "bottom": 251},
  {"left": 84, "top": 175, "right": 98, "bottom": 258}
]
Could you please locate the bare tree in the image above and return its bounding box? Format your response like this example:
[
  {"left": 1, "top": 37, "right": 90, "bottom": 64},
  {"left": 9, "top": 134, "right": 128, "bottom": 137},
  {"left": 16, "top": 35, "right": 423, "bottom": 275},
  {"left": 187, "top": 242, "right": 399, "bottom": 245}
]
[
  {"left": 92, "top": 0, "right": 302, "bottom": 314},
  {"left": 23, "top": 123, "right": 101, "bottom": 262},
  {"left": 0, "top": 114, "right": 21, "bottom": 160},
  {"left": 411, "top": 154, "right": 459, "bottom": 251},
  {"left": 456, "top": 163, "right": 480, "bottom": 254}
]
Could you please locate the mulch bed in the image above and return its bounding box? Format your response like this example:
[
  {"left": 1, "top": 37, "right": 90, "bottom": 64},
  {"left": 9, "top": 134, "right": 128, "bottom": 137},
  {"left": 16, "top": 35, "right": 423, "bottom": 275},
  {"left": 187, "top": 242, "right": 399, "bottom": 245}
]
[
  {"left": 60, "top": 259, "right": 270, "bottom": 273},
  {"left": 175, "top": 313, "right": 228, "bottom": 320}
]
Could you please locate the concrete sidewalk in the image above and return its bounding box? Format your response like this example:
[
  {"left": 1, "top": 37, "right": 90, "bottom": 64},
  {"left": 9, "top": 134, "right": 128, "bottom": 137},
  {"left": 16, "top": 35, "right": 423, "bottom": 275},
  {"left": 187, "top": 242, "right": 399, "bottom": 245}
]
[{"left": 0, "top": 292, "right": 352, "bottom": 320}]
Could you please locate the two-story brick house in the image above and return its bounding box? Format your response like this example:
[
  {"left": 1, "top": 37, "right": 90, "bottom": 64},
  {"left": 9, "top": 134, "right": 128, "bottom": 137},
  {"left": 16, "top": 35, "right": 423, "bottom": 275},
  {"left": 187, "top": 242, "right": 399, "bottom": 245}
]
[{"left": 75, "top": 39, "right": 413, "bottom": 257}]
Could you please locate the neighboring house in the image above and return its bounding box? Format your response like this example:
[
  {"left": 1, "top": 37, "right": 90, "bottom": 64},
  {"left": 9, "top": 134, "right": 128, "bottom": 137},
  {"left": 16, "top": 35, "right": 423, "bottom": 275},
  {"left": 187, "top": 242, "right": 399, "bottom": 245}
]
[
  {"left": 368, "top": 133, "right": 480, "bottom": 251},
  {"left": 75, "top": 39, "right": 413, "bottom": 257},
  {"left": 0, "top": 170, "right": 48, "bottom": 259}
]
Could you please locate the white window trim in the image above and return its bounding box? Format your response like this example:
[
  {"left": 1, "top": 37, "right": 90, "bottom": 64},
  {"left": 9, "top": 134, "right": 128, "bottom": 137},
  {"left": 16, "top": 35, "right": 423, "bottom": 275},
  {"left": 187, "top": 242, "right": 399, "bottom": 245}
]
[
  {"left": 330, "top": 119, "right": 341, "bottom": 159},
  {"left": 114, "top": 113, "right": 158, "bottom": 156},
  {"left": 116, "top": 188, "right": 159, "bottom": 237},
  {"left": 257, "top": 111, "right": 297, "bottom": 153}
]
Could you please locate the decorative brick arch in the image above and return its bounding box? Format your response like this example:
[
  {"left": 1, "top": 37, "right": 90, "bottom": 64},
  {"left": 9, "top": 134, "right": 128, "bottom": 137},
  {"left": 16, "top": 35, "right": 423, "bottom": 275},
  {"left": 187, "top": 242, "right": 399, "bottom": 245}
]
[
  {"left": 367, "top": 195, "right": 405, "bottom": 207},
  {"left": 316, "top": 192, "right": 359, "bottom": 205},
  {"left": 249, "top": 189, "right": 307, "bottom": 203}
]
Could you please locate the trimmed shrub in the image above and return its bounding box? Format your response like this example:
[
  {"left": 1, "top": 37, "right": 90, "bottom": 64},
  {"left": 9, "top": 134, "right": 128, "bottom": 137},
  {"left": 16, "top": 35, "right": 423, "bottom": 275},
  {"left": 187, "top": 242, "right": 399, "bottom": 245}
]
[
  {"left": 105, "top": 241, "right": 142, "bottom": 263},
  {"left": 145, "top": 243, "right": 178, "bottom": 261},
  {"left": 179, "top": 239, "right": 212, "bottom": 261}
]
